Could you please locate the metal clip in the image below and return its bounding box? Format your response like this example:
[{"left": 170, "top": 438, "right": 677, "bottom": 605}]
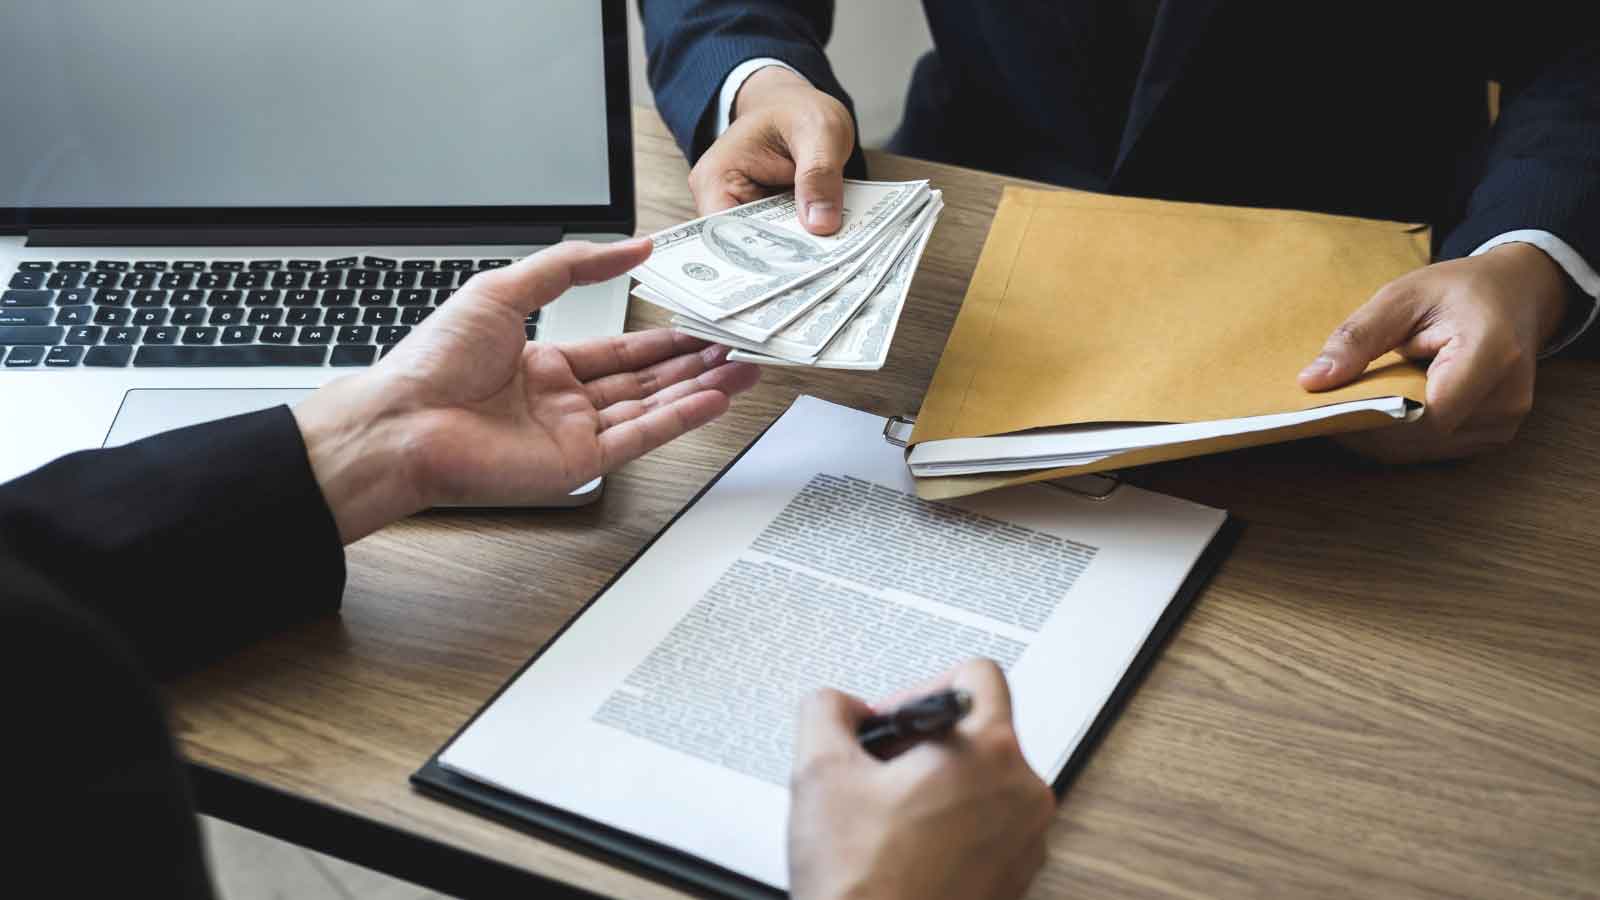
[{"left": 882, "top": 414, "right": 916, "bottom": 448}]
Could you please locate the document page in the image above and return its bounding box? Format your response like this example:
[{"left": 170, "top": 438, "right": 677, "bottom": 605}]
[{"left": 438, "top": 396, "right": 1227, "bottom": 888}]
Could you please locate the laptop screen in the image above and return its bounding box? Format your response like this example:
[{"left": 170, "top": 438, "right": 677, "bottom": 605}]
[{"left": 1, "top": 0, "right": 617, "bottom": 215}]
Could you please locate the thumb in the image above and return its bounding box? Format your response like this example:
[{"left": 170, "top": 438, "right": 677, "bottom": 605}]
[
  {"left": 787, "top": 125, "right": 850, "bottom": 236},
  {"left": 464, "top": 237, "right": 652, "bottom": 319},
  {"left": 793, "top": 688, "right": 873, "bottom": 771},
  {"left": 1299, "top": 284, "right": 1423, "bottom": 391}
]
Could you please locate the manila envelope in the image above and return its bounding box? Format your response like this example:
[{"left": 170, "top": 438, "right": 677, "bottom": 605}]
[{"left": 909, "top": 187, "right": 1430, "bottom": 500}]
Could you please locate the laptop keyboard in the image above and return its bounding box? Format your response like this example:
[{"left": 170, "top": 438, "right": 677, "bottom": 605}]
[{"left": 0, "top": 255, "right": 535, "bottom": 368}]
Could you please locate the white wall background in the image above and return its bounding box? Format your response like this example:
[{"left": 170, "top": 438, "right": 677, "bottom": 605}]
[{"left": 626, "top": 1, "right": 934, "bottom": 148}]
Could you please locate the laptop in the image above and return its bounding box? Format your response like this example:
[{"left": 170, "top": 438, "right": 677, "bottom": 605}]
[{"left": 0, "top": 0, "right": 635, "bottom": 505}]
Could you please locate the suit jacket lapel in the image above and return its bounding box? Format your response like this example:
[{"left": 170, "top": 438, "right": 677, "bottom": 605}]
[{"left": 1113, "top": 0, "right": 1223, "bottom": 176}]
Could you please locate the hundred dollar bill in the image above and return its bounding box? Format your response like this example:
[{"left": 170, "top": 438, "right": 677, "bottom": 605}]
[
  {"left": 667, "top": 194, "right": 941, "bottom": 360},
  {"left": 628, "top": 179, "right": 929, "bottom": 322},
  {"left": 729, "top": 198, "right": 939, "bottom": 371}
]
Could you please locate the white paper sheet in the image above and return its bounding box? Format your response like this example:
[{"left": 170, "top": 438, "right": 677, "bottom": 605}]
[{"left": 439, "top": 396, "right": 1227, "bottom": 888}]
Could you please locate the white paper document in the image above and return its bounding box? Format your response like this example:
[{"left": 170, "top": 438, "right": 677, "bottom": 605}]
[{"left": 438, "top": 396, "right": 1228, "bottom": 889}]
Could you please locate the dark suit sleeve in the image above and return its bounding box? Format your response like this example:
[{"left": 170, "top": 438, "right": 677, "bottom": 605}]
[
  {"left": 1439, "top": 34, "right": 1600, "bottom": 346},
  {"left": 638, "top": 0, "right": 866, "bottom": 175},
  {"left": 0, "top": 404, "right": 346, "bottom": 677}
]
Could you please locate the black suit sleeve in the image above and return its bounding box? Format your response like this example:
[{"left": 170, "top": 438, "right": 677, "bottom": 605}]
[
  {"left": 0, "top": 404, "right": 346, "bottom": 676},
  {"left": 637, "top": 0, "right": 866, "bottom": 175},
  {"left": 0, "top": 405, "right": 345, "bottom": 899}
]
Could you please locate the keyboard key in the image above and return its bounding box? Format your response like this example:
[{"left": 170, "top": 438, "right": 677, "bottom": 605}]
[
  {"left": 95, "top": 260, "right": 129, "bottom": 271},
  {"left": 360, "top": 289, "right": 393, "bottom": 306},
  {"left": 297, "top": 326, "right": 332, "bottom": 344},
  {"left": 288, "top": 259, "right": 320, "bottom": 271},
  {"left": 135, "top": 346, "right": 328, "bottom": 367},
  {"left": 362, "top": 307, "right": 396, "bottom": 325},
  {"left": 207, "top": 290, "right": 243, "bottom": 307},
  {"left": 104, "top": 326, "right": 140, "bottom": 345},
  {"left": 363, "top": 256, "right": 396, "bottom": 270},
  {"left": 248, "top": 308, "right": 283, "bottom": 325},
  {"left": 46, "top": 271, "right": 83, "bottom": 289},
  {"left": 525, "top": 309, "right": 541, "bottom": 323},
  {"left": 208, "top": 308, "right": 244, "bottom": 325},
  {"left": 82, "top": 271, "right": 115, "bottom": 288},
  {"left": 260, "top": 326, "right": 295, "bottom": 344},
  {"left": 327, "top": 256, "right": 358, "bottom": 269},
  {"left": 382, "top": 270, "right": 416, "bottom": 288},
  {"left": 235, "top": 271, "right": 269, "bottom": 289},
  {"left": 270, "top": 271, "right": 305, "bottom": 289},
  {"left": 325, "top": 308, "right": 359, "bottom": 326},
  {"left": 441, "top": 259, "right": 474, "bottom": 270},
  {"left": 245, "top": 289, "right": 281, "bottom": 306},
  {"left": 308, "top": 271, "right": 340, "bottom": 289},
  {"left": 379, "top": 344, "right": 398, "bottom": 359},
  {"left": 143, "top": 327, "right": 178, "bottom": 345},
  {"left": 4, "top": 346, "right": 44, "bottom": 366},
  {"left": 44, "top": 345, "right": 83, "bottom": 367},
  {"left": 321, "top": 289, "right": 356, "bottom": 307},
  {"left": 132, "top": 308, "right": 167, "bottom": 326},
  {"left": 133, "top": 261, "right": 168, "bottom": 271},
  {"left": 2, "top": 290, "right": 53, "bottom": 308},
  {"left": 400, "top": 307, "right": 432, "bottom": 325},
  {"left": 57, "top": 287, "right": 95, "bottom": 305},
  {"left": 331, "top": 345, "right": 377, "bottom": 367},
  {"left": 525, "top": 324, "right": 539, "bottom": 340},
  {"left": 248, "top": 260, "right": 282, "bottom": 270},
  {"left": 158, "top": 272, "right": 194, "bottom": 289},
  {"left": 172, "top": 290, "right": 206, "bottom": 306},
  {"left": 64, "top": 326, "right": 102, "bottom": 345},
  {"left": 57, "top": 261, "right": 92, "bottom": 271},
  {"left": 55, "top": 306, "right": 92, "bottom": 326},
  {"left": 84, "top": 346, "right": 133, "bottom": 367},
  {"left": 210, "top": 261, "right": 244, "bottom": 271},
  {"left": 337, "top": 325, "right": 372, "bottom": 344},
  {"left": 376, "top": 325, "right": 410, "bottom": 345},
  {"left": 454, "top": 270, "right": 476, "bottom": 286},
  {"left": 401, "top": 260, "right": 435, "bottom": 270},
  {"left": 171, "top": 308, "right": 206, "bottom": 325},
  {"left": 433, "top": 289, "right": 455, "bottom": 305},
  {"left": 94, "top": 289, "right": 129, "bottom": 306},
  {"left": 419, "top": 271, "right": 453, "bottom": 288},
  {"left": 93, "top": 307, "right": 131, "bottom": 326},
  {"left": 284, "top": 289, "right": 316, "bottom": 307},
  {"left": 19, "top": 261, "right": 52, "bottom": 271},
  {"left": 286, "top": 308, "right": 321, "bottom": 325},
  {"left": 9, "top": 271, "right": 45, "bottom": 289},
  {"left": 182, "top": 326, "right": 217, "bottom": 344},
  {"left": 221, "top": 325, "right": 256, "bottom": 344},
  {"left": 174, "top": 261, "right": 207, "bottom": 271},
  {"left": 347, "top": 270, "right": 380, "bottom": 288},
  {"left": 132, "top": 290, "right": 167, "bottom": 307},
  {"left": 121, "top": 271, "right": 156, "bottom": 289},
  {"left": 196, "top": 271, "right": 231, "bottom": 289},
  {"left": 398, "top": 289, "right": 430, "bottom": 306},
  {"left": 478, "top": 258, "right": 512, "bottom": 269},
  {"left": 1, "top": 308, "right": 53, "bottom": 326},
  {"left": 0, "top": 325, "right": 65, "bottom": 346}
]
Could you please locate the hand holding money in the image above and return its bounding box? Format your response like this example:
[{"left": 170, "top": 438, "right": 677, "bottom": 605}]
[{"left": 630, "top": 180, "right": 943, "bottom": 371}]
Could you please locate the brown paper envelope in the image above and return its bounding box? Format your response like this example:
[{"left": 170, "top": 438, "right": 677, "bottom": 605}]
[{"left": 910, "top": 187, "right": 1430, "bottom": 446}]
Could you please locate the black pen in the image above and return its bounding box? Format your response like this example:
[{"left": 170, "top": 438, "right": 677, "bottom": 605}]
[{"left": 857, "top": 688, "right": 973, "bottom": 758}]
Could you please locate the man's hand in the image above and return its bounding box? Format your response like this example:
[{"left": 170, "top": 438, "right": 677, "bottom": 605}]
[
  {"left": 293, "top": 238, "right": 761, "bottom": 542},
  {"left": 788, "top": 660, "right": 1055, "bottom": 900},
  {"left": 1299, "top": 242, "right": 1572, "bottom": 463},
  {"left": 690, "top": 66, "right": 855, "bottom": 234}
]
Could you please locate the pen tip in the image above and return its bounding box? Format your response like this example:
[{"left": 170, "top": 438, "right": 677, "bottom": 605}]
[{"left": 952, "top": 689, "right": 973, "bottom": 715}]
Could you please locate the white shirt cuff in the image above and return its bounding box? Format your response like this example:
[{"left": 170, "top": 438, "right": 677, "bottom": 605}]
[
  {"left": 716, "top": 58, "right": 804, "bottom": 137},
  {"left": 1472, "top": 229, "right": 1600, "bottom": 357}
]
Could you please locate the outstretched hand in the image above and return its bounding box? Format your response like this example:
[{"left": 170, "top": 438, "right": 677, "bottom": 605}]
[{"left": 294, "top": 238, "right": 761, "bottom": 541}]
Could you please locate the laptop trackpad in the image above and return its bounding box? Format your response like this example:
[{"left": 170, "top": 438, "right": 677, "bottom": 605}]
[
  {"left": 103, "top": 388, "right": 602, "bottom": 506},
  {"left": 104, "top": 388, "right": 313, "bottom": 448}
]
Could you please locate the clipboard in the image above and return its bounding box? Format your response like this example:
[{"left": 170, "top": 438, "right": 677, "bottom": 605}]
[{"left": 412, "top": 408, "right": 1241, "bottom": 899}]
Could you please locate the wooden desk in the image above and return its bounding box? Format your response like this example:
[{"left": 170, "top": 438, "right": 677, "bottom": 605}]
[{"left": 172, "top": 107, "right": 1600, "bottom": 899}]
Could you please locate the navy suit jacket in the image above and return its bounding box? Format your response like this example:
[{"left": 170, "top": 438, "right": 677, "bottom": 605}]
[{"left": 639, "top": 0, "right": 1600, "bottom": 348}]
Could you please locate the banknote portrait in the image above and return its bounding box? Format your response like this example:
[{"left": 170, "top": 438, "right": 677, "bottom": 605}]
[{"left": 703, "top": 215, "right": 824, "bottom": 275}]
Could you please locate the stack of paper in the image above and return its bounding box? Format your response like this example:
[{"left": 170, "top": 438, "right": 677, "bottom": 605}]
[{"left": 629, "top": 179, "right": 943, "bottom": 370}]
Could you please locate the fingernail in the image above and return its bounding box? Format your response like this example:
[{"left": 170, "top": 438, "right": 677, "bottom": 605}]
[
  {"left": 806, "top": 202, "right": 837, "bottom": 228},
  {"left": 1300, "top": 355, "right": 1335, "bottom": 380}
]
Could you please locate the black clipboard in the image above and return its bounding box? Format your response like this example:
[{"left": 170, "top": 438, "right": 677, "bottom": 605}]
[{"left": 412, "top": 408, "right": 1242, "bottom": 899}]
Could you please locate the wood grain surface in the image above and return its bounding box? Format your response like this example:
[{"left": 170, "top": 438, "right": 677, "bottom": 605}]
[{"left": 168, "top": 107, "right": 1600, "bottom": 899}]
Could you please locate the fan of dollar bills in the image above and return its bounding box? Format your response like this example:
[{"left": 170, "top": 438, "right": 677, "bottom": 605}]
[{"left": 629, "top": 179, "right": 943, "bottom": 370}]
